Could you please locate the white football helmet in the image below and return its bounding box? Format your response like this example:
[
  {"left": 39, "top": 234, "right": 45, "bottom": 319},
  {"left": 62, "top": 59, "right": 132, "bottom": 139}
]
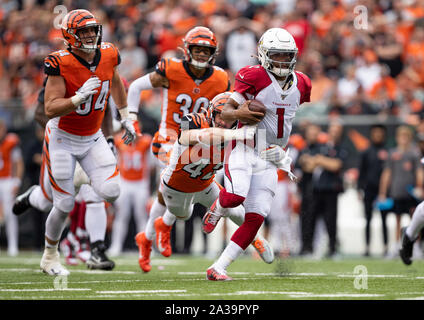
[{"left": 257, "top": 28, "right": 298, "bottom": 78}]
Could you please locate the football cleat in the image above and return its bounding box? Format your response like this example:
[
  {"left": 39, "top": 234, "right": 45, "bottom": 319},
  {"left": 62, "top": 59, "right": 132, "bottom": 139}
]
[
  {"left": 135, "top": 232, "right": 152, "bottom": 273},
  {"left": 400, "top": 227, "right": 415, "bottom": 266},
  {"left": 40, "top": 247, "right": 70, "bottom": 276},
  {"left": 86, "top": 241, "right": 115, "bottom": 270},
  {"left": 206, "top": 267, "right": 232, "bottom": 281},
  {"left": 12, "top": 185, "right": 36, "bottom": 215},
  {"left": 60, "top": 238, "right": 79, "bottom": 266},
  {"left": 251, "top": 235, "right": 275, "bottom": 264},
  {"left": 202, "top": 200, "right": 222, "bottom": 234},
  {"left": 154, "top": 217, "right": 172, "bottom": 257}
]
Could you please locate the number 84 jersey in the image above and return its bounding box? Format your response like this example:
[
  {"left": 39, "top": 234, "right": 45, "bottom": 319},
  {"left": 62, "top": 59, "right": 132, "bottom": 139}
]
[
  {"left": 44, "top": 42, "right": 120, "bottom": 136},
  {"left": 161, "top": 113, "right": 225, "bottom": 193}
]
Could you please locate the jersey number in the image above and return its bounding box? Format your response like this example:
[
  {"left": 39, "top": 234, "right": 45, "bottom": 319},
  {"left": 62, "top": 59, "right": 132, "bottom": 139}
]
[
  {"left": 76, "top": 80, "right": 110, "bottom": 116},
  {"left": 173, "top": 94, "right": 209, "bottom": 124},
  {"left": 276, "top": 108, "right": 285, "bottom": 139},
  {"left": 123, "top": 152, "right": 142, "bottom": 170},
  {"left": 183, "top": 161, "right": 223, "bottom": 180}
]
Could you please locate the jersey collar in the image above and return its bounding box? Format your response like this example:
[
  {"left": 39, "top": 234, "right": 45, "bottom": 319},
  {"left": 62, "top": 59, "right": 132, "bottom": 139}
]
[
  {"left": 68, "top": 48, "right": 102, "bottom": 72},
  {"left": 183, "top": 60, "right": 214, "bottom": 84}
]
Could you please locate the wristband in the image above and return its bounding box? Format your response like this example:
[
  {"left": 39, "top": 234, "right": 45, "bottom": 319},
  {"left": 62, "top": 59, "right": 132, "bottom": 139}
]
[
  {"left": 71, "top": 94, "right": 83, "bottom": 107},
  {"left": 118, "top": 106, "right": 129, "bottom": 120}
]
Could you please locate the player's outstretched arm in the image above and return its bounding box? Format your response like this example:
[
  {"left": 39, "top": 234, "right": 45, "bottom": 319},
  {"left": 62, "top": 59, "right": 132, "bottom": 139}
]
[
  {"left": 127, "top": 72, "right": 169, "bottom": 115},
  {"left": 179, "top": 126, "right": 256, "bottom": 146},
  {"left": 44, "top": 75, "right": 100, "bottom": 118}
]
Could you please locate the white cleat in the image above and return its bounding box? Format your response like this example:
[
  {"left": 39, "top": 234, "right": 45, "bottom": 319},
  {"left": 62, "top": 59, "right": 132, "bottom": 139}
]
[
  {"left": 40, "top": 247, "right": 70, "bottom": 276},
  {"left": 251, "top": 234, "right": 275, "bottom": 264}
]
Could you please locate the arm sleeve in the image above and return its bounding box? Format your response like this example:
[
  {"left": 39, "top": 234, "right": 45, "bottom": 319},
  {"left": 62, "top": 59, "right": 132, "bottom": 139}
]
[{"left": 127, "top": 74, "right": 154, "bottom": 114}]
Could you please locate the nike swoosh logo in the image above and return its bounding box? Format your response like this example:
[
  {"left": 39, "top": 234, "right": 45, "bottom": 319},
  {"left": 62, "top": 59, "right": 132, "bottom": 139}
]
[
  {"left": 94, "top": 137, "right": 99, "bottom": 142},
  {"left": 205, "top": 188, "right": 212, "bottom": 195},
  {"left": 240, "top": 74, "right": 245, "bottom": 79}
]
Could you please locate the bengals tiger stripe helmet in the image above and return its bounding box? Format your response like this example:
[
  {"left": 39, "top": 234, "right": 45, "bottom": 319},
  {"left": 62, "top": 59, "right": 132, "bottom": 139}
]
[
  {"left": 61, "top": 9, "right": 102, "bottom": 52},
  {"left": 207, "top": 92, "right": 232, "bottom": 127},
  {"left": 183, "top": 26, "right": 218, "bottom": 69}
]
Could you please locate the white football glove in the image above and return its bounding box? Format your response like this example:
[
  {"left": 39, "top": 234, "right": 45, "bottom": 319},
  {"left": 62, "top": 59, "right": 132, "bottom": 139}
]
[
  {"left": 119, "top": 108, "right": 138, "bottom": 145},
  {"left": 262, "top": 147, "right": 298, "bottom": 182},
  {"left": 71, "top": 77, "right": 101, "bottom": 106},
  {"left": 260, "top": 144, "right": 286, "bottom": 162},
  {"left": 229, "top": 125, "right": 257, "bottom": 141}
]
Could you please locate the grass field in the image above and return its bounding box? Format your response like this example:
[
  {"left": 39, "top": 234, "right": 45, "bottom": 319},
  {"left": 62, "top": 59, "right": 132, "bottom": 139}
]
[{"left": 0, "top": 252, "right": 423, "bottom": 301}]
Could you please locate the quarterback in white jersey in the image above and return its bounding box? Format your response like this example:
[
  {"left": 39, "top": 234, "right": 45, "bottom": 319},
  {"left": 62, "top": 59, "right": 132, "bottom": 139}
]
[{"left": 203, "top": 28, "right": 311, "bottom": 281}]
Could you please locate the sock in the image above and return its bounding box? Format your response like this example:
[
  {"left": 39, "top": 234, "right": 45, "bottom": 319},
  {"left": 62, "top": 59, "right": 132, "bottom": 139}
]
[
  {"left": 219, "top": 188, "right": 245, "bottom": 208},
  {"left": 230, "top": 212, "right": 264, "bottom": 250},
  {"left": 45, "top": 206, "right": 69, "bottom": 247},
  {"left": 163, "top": 209, "right": 176, "bottom": 226},
  {"left": 145, "top": 198, "right": 166, "bottom": 241},
  {"left": 212, "top": 241, "right": 244, "bottom": 272},
  {"left": 29, "top": 186, "right": 53, "bottom": 213},
  {"left": 406, "top": 202, "right": 424, "bottom": 240},
  {"left": 85, "top": 202, "right": 106, "bottom": 243}
]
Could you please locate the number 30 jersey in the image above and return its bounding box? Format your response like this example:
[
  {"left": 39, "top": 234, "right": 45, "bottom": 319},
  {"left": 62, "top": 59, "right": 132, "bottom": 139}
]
[
  {"left": 161, "top": 113, "right": 225, "bottom": 193},
  {"left": 154, "top": 58, "right": 230, "bottom": 139},
  {"left": 44, "top": 42, "right": 120, "bottom": 136}
]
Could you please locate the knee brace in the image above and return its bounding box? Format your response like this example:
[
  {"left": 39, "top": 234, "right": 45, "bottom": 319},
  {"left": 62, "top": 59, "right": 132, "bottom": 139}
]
[
  {"left": 231, "top": 212, "right": 264, "bottom": 250},
  {"left": 219, "top": 188, "right": 245, "bottom": 208}
]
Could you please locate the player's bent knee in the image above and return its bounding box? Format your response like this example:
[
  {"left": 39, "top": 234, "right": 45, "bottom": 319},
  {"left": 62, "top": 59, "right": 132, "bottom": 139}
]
[
  {"left": 98, "top": 182, "right": 120, "bottom": 203},
  {"left": 219, "top": 188, "right": 245, "bottom": 208},
  {"left": 55, "top": 197, "right": 75, "bottom": 213},
  {"left": 231, "top": 212, "right": 264, "bottom": 250}
]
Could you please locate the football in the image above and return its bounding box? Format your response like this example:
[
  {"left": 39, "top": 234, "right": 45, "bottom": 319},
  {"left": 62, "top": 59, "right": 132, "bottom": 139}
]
[{"left": 248, "top": 99, "right": 266, "bottom": 115}]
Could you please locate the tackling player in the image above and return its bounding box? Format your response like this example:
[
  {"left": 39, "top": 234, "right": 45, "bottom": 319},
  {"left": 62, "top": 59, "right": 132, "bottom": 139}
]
[
  {"left": 202, "top": 28, "right": 312, "bottom": 280},
  {"left": 135, "top": 92, "right": 274, "bottom": 272}
]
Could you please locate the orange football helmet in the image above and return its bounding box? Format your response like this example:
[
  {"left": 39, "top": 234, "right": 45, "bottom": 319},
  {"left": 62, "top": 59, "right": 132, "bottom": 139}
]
[
  {"left": 183, "top": 26, "right": 218, "bottom": 68},
  {"left": 61, "top": 9, "right": 102, "bottom": 52},
  {"left": 207, "top": 91, "right": 232, "bottom": 127}
]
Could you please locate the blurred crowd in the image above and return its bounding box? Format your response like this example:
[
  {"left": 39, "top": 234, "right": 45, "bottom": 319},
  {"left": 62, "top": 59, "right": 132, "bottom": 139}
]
[
  {"left": 2, "top": 0, "right": 424, "bottom": 259},
  {"left": 1, "top": 0, "right": 424, "bottom": 122}
]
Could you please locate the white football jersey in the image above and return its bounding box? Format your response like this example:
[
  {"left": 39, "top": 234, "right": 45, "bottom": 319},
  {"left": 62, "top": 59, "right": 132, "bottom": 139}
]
[{"left": 233, "top": 65, "right": 311, "bottom": 151}]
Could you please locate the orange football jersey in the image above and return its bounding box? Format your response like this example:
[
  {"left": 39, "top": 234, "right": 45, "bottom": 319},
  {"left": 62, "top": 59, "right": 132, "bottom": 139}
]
[
  {"left": 162, "top": 113, "right": 225, "bottom": 193},
  {"left": 0, "top": 133, "right": 20, "bottom": 178},
  {"left": 115, "top": 134, "right": 152, "bottom": 181},
  {"left": 154, "top": 58, "right": 230, "bottom": 140},
  {"left": 44, "top": 42, "right": 120, "bottom": 136}
]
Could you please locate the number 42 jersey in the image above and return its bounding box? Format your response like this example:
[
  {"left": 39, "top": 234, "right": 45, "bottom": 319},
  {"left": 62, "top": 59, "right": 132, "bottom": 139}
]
[{"left": 44, "top": 42, "right": 120, "bottom": 136}]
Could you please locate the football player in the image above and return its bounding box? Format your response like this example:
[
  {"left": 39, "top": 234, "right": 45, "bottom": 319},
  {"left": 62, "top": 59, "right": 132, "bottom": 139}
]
[
  {"left": 0, "top": 119, "right": 24, "bottom": 256},
  {"left": 135, "top": 92, "right": 274, "bottom": 272},
  {"left": 130, "top": 27, "right": 252, "bottom": 263},
  {"left": 203, "top": 28, "right": 312, "bottom": 280},
  {"left": 108, "top": 128, "right": 153, "bottom": 257},
  {"left": 24, "top": 9, "right": 137, "bottom": 276}
]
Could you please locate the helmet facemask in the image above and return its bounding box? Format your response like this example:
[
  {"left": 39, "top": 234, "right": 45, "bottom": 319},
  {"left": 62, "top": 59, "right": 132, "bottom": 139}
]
[
  {"left": 259, "top": 47, "right": 297, "bottom": 78},
  {"left": 187, "top": 44, "right": 217, "bottom": 69},
  {"left": 72, "top": 24, "right": 102, "bottom": 52}
]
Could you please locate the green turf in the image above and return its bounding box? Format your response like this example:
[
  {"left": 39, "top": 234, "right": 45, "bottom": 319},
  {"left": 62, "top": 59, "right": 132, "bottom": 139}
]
[{"left": 0, "top": 252, "right": 423, "bottom": 300}]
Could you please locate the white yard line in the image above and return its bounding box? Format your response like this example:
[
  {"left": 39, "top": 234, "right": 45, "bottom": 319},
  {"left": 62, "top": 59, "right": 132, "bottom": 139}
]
[
  {"left": 0, "top": 288, "right": 91, "bottom": 292},
  {"left": 96, "top": 289, "right": 187, "bottom": 294}
]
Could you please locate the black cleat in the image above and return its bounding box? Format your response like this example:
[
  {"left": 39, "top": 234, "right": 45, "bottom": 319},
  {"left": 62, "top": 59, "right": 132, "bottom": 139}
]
[
  {"left": 12, "top": 185, "right": 37, "bottom": 215},
  {"left": 86, "top": 241, "right": 115, "bottom": 270},
  {"left": 399, "top": 227, "right": 415, "bottom": 266}
]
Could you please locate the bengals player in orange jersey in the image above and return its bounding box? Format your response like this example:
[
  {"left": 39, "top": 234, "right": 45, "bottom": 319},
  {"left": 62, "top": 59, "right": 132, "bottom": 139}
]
[
  {"left": 0, "top": 119, "right": 24, "bottom": 256},
  {"left": 38, "top": 9, "right": 138, "bottom": 276},
  {"left": 108, "top": 130, "right": 153, "bottom": 257},
  {"left": 130, "top": 26, "right": 230, "bottom": 262},
  {"left": 134, "top": 93, "right": 274, "bottom": 273}
]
